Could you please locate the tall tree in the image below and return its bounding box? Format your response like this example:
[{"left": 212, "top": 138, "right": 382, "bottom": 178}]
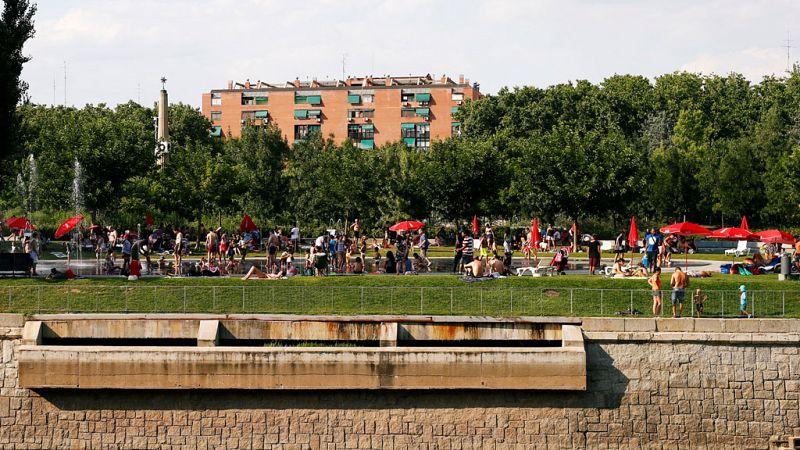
[{"left": 0, "top": 0, "right": 36, "bottom": 185}]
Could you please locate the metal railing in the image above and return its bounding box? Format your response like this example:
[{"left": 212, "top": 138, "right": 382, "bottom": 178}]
[{"left": 0, "top": 285, "right": 796, "bottom": 318}]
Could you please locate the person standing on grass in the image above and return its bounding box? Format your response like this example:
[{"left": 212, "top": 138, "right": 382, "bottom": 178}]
[
  {"left": 587, "top": 234, "right": 601, "bottom": 275},
  {"left": 452, "top": 230, "right": 464, "bottom": 274},
  {"left": 614, "top": 230, "right": 626, "bottom": 262},
  {"left": 646, "top": 228, "right": 659, "bottom": 273},
  {"left": 461, "top": 231, "right": 474, "bottom": 272},
  {"left": 648, "top": 267, "right": 662, "bottom": 315},
  {"left": 693, "top": 288, "right": 707, "bottom": 318},
  {"left": 418, "top": 229, "right": 431, "bottom": 268},
  {"left": 670, "top": 266, "right": 688, "bottom": 317},
  {"left": 739, "top": 285, "right": 752, "bottom": 318},
  {"left": 173, "top": 227, "right": 183, "bottom": 276}
]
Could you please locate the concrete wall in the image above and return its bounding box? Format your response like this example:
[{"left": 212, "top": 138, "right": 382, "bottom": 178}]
[{"left": 0, "top": 315, "right": 799, "bottom": 448}]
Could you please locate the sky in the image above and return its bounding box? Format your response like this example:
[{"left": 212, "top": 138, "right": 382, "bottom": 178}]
[{"left": 20, "top": 0, "right": 800, "bottom": 108}]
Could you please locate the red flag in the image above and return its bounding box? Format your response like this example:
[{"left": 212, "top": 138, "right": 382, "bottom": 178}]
[
  {"left": 471, "top": 215, "right": 479, "bottom": 235},
  {"left": 146, "top": 212, "right": 154, "bottom": 228},
  {"left": 628, "top": 216, "right": 638, "bottom": 249},
  {"left": 240, "top": 214, "right": 258, "bottom": 232},
  {"left": 740, "top": 216, "right": 749, "bottom": 231}
]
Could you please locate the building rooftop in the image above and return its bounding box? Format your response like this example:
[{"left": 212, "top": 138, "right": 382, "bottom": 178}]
[{"left": 219, "top": 74, "right": 476, "bottom": 91}]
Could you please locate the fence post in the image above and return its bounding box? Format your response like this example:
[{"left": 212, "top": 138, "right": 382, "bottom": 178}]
[
  {"left": 600, "top": 290, "right": 604, "bottom": 316},
  {"left": 420, "top": 288, "right": 424, "bottom": 315},
  {"left": 630, "top": 290, "right": 633, "bottom": 313},
  {"left": 752, "top": 291, "right": 756, "bottom": 318},
  {"left": 65, "top": 287, "right": 69, "bottom": 312},
  {"left": 124, "top": 287, "right": 128, "bottom": 312},
  {"left": 183, "top": 286, "right": 187, "bottom": 313},
  {"left": 450, "top": 288, "right": 454, "bottom": 315},
  {"left": 7, "top": 287, "right": 10, "bottom": 312},
  {"left": 569, "top": 289, "right": 573, "bottom": 315},
  {"left": 783, "top": 291, "right": 786, "bottom": 317},
  {"left": 721, "top": 292, "right": 724, "bottom": 317},
  {"left": 37, "top": 285, "right": 40, "bottom": 314},
  {"left": 360, "top": 287, "right": 364, "bottom": 314},
  {"left": 95, "top": 288, "right": 99, "bottom": 312},
  {"left": 242, "top": 286, "right": 246, "bottom": 311},
  {"left": 480, "top": 288, "right": 483, "bottom": 315},
  {"left": 213, "top": 286, "right": 216, "bottom": 311},
  {"left": 510, "top": 287, "right": 514, "bottom": 315},
  {"left": 390, "top": 287, "right": 394, "bottom": 315}
]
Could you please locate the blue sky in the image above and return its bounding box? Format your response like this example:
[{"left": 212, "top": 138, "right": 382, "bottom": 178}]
[{"left": 22, "top": 0, "right": 800, "bottom": 107}]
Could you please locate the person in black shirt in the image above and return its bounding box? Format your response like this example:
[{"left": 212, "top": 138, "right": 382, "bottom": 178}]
[
  {"left": 587, "top": 234, "right": 602, "bottom": 275},
  {"left": 452, "top": 231, "right": 464, "bottom": 274}
]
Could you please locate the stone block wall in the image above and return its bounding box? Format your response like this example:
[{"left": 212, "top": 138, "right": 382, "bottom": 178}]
[{"left": 0, "top": 317, "right": 799, "bottom": 449}]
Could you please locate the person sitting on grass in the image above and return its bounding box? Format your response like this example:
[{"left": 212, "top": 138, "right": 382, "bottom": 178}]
[
  {"left": 464, "top": 259, "right": 484, "bottom": 278},
  {"left": 104, "top": 251, "right": 120, "bottom": 274},
  {"left": 612, "top": 258, "right": 630, "bottom": 278},
  {"left": 352, "top": 256, "right": 364, "bottom": 274},
  {"left": 242, "top": 265, "right": 285, "bottom": 280}
]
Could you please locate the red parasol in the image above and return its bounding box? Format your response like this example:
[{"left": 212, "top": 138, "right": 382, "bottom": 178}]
[
  {"left": 5, "top": 216, "right": 34, "bottom": 230},
  {"left": 708, "top": 227, "right": 756, "bottom": 241},
  {"left": 390, "top": 220, "right": 425, "bottom": 232},
  {"left": 531, "top": 218, "right": 540, "bottom": 248},
  {"left": 627, "top": 216, "right": 638, "bottom": 264},
  {"left": 754, "top": 229, "right": 796, "bottom": 245},
  {"left": 54, "top": 214, "right": 84, "bottom": 239},
  {"left": 740, "top": 216, "right": 749, "bottom": 231},
  {"left": 239, "top": 214, "right": 258, "bottom": 233},
  {"left": 471, "top": 215, "right": 479, "bottom": 236},
  {"left": 661, "top": 222, "right": 711, "bottom": 269}
]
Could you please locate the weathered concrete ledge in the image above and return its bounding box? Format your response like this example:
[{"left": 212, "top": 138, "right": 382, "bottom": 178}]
[
  {"left": 582, "top": 317, "right": 800, "bottom": 343},
  {"left": 17, "top": 315, "right": 586, "bottom": 390}
]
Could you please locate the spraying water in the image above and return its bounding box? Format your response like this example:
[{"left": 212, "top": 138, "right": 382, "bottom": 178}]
[
  {"left": 71, "top": 158, "right": 84, "bottom": 263},
  {"left": 16, "top": 154, "right": 39, "bottom": 217}
]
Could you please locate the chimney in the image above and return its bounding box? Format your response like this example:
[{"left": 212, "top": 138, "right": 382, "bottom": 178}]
[
  {"left": 227, "top": 80, "right": 233, "bottom": 89},
  {"left": 294, "top": 78, "right": 300, "bottom": 88},
  {"left": 244, "top": 78, "right": 251, "bottom": 89},
  {"left": 365, "top": 76, "right": 373, "bottom": 86},
  {"left": 157, "top": 89, "right": 169, "bottom": 142},
  {"left": 458, "top": 74, "right": 465, "bottom": 84},
  {"left": 440, "top": 74, "right": 447, "bottom": 84}
]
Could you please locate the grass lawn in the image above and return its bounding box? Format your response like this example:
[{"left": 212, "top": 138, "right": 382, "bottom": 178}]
[{"left": 0, "top": 273, "right": 798, "bottom": 318}]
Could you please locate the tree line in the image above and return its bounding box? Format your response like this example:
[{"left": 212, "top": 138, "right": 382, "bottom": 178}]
[{"left": 5, "top": 71, "right": 800, "bottom": 233}]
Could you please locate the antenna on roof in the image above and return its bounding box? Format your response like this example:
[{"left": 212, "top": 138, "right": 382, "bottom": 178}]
[
  {"left": 341, "top": 53, "right": 347, "bottom": 81},
  {"left": 785, "top": 31, "right": 794, "bottom": 73}
]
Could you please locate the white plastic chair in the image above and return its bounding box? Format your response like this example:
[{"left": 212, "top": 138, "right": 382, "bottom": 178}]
[{"left": 724, "top": 241, "right": 750, "bottom": 257}]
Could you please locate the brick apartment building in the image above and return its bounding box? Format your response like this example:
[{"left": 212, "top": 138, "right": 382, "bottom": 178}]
[{"left": 200, "top": 74, "right": 480, "bottom": 149}]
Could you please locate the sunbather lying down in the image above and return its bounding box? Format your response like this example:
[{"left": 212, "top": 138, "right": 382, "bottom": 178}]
[{"left": 242, "top": 266, "right": 285, "bottom": 280}]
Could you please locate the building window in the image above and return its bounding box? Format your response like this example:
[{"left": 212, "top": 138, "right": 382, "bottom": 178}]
[
  {"left": 348, "top": 109, "right": 375, "bottom": 119},
  {"left": 348, "top": 124, "right": 374, "bottom": 141},
  {"left": 295, "top": 95, "right": 321, "bottom": 105},
  {"left": 211, "top": 111, "right": 221, "bottom": 122},
  {"left": 255, "top": 96, "right": 268, "bottom": 105},
  {"left": 242, "top": 95, "right": 255, "bottom": 105},
  {"left": 294, "top": 124, "right": 321, "bottom": 141},
  {"left": 415, "top": 123, "right": 430, "bottom": 149},
  {"left": 452, "top": 92, "right": 464, "bottom": 101},
  {"left": 415, "top": 93, "right": 431, "bottom": 104},
  {"left": 401, "top": 93, "right": 415, "bottom": 103},
  {"left": 401, "top": 108, "right": 416, "bottom": 118},
  {"left": 210, "top": 126, "right": 222, "bottom": 137},
  {"left": 451, "top": 122, "right": 462, "bottom": 137},
  {"left": 362, "top": 94, "right": 374, "bottom": 103},
  {"left": 241, "top": 111, "right": 256, "bottom": 122},
  {"left": 211, "top": 93, "right": 221, "bottom": 106}
]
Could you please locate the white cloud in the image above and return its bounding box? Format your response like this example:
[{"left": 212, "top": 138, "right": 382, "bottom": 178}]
[
  {"left": 41, "top": 9, "right": 123, "bottom": 43},
  {"left": 680, "top": 47, "right": 787, "bottom": 80}
]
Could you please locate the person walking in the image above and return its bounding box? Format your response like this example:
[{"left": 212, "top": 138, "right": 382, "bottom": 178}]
[
  {"left": 614, "top": 230, "right": 626, "bottom": 262},
  {"left": 648, "top": 267, "right": 662, "bottom": 316},
  {"left": 670, "top": 266, "right": 688, "bottom": 318},
  {"left": 739, "top": 285, "right": 752, "bottom": 318},
  {"left": 461, "top": 231, "right": 474, "bottom": 272},
  {"left": 418, "top": 229, "right": 431, "bottom": 268},
  {"left": 452, "top": 231, "right": 464, "bottom": 274},
  {"left": 27, "top": 232, "right": 40, "bottom": 276},
  {"left": 645, "top": 228, "right": 659, "bottom": 273}
]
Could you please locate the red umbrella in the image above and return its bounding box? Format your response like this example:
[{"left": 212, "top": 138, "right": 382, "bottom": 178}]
[
  {"left": 708, "top": 227, "right": 756, "bottom": 240},
  {"left": 239, "top": 214, "right": 258, "bottom": 233},
  {"left": 740, "top": 216, "right": 749, "bottom": 231},
  {"left": 660, "top": 222, "right": 712, "bottom": 269},
  {"left": 754, "top": 229, "right": 796, "bottom": 245},
  {"left": 54, "top": 214, "right": 84, "bottom": 239},
  {"left": 389, "top": 220, "right": 425, "bottom": 232},
  {"left": 471, "top": 215, "right": 479, "bottom": 235},
  {"left": 660, "top": 222, "right": 712, "bottom": 236},
  {"left": 5, "top": 216, "right": 34, "bottom": 230},
  {"left": 531, "top": 218, "right": 540, "bottom": 249},
  {"left": 627, "top": 216, "right": 639, "bottom": 263}
]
